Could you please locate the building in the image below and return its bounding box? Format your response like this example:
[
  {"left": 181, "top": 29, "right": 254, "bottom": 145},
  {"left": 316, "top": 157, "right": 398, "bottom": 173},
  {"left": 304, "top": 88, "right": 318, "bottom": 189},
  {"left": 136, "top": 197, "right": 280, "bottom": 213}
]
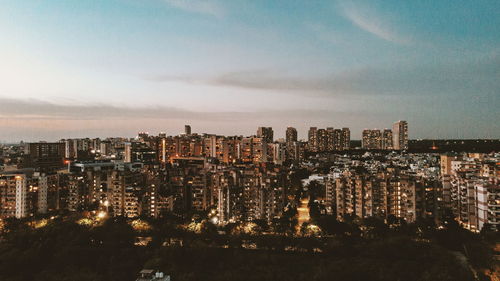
[
  {"left": 317, "top": 129, "right": 328, "bottom": 152},
  {"left": 308, "top": 127, "right": 350, "bottom": 152},
  {"left": 440, "top": 153, "right": 461, "bottom": 209},
  {"left": 0, "top": 173, "right": 27, "bottom": 218},
  {"left": 136, "top": 269, "right": 170, "bottom": 281},
  {"left": 124, "top": 142, "right": 157, "bottom": 164},
  {"left": 251, "top": 137, "right": 267, "bottom": 163},
  {"left": 68, "top": 161, "right": 144, "bottom": 217},
  {"left": 257, "top": 127, "right": 273, "bottom": 143},
  {"left": 362, "top": 129, "right": 382, "bottom": 150},
  {"left": 308, "top": 127, "right": 318, "bottom": 152},
  {"left": 285, "top": 127, "right": 298, "bottom": 151},
  {"left": 288, "top": 141, "right": 305, "bottom": 162},
  {"left": 447, "top": 154, "right": 500, "bottom": 231},
  {"left": 393, "top": 120, "right": 409, "bottom": 150},
  {"left": 185, "top": 125, "right": 192, "bottom": 135},
  {"left": 23, "top": 142, "right": 66, "bottom": 170},
  {"left": 342, "top": 128, "right": 351, "bottom": 150},
  {"left": 382, "top": 129, "right": 393, "bottom": 150}
]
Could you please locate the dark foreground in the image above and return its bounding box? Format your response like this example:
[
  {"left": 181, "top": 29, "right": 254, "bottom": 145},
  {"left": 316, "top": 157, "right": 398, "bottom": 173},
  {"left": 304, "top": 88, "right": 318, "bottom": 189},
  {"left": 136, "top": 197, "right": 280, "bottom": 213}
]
[{"left": 0, "top": 217, "right": 496, "bottom": 281}]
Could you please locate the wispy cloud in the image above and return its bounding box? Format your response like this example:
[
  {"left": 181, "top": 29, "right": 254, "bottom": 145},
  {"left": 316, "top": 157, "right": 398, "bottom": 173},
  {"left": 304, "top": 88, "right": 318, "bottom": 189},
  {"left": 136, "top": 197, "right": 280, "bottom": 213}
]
[
  {"left": 0, "top": 98, "right": 365, "bottom": 141},
  {"left": 0, "top": 98, "right": 343, "bottom": 121},
  {"left": 339, "top": 1, "right": 410, "bottom": 45},
  {"left": 163, "top": 0, "right": 226, "bottom": 18},
  {"left": 148, "top": 56, "right": 500, "bottom": 98}
]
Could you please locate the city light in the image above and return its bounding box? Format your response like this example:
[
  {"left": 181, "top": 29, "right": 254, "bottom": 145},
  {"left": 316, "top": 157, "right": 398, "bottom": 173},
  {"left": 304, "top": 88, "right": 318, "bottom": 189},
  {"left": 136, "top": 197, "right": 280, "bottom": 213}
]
[
  {"left": 130, "top": 219, "right": 152, "bottom": 232},
  {"left": 0, "top": 1, "right": 497, "bottom": 279},
  {"left": 97, "top": 211, "right": 107, "bottom": 219},
  {"left": 211, "top": 217, "right": 219, "bottom": 225}
]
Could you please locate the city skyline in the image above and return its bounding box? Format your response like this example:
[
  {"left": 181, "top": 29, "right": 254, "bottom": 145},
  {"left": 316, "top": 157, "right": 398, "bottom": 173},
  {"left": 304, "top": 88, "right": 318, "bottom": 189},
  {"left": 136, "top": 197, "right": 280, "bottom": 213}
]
[
  {"left": 0, "top": 2, "right": 498, "bottom": 280},
  {"left": 1, "top": 121, "right": 500, "bottom": 144},
  {"left": 0, "top": 0, "right": 499, "bottom": 141}
]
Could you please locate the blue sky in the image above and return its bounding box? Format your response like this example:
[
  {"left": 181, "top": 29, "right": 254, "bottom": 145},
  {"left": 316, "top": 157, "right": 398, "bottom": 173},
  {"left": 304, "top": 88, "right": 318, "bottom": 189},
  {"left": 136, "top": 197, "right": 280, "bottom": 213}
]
[{"left": 0, "top": 0, "right": 498, "bottom": 141}]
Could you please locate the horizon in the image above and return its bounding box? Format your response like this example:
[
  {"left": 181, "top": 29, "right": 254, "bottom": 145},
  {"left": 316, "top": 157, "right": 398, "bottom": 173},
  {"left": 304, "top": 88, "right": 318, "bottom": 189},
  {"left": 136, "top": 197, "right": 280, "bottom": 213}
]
[
  {"left": 2, "top": 128, "right": 500, "bottom": 145},
  {"left": 0, "top": 0, "right": 499, "bottom": 141}
]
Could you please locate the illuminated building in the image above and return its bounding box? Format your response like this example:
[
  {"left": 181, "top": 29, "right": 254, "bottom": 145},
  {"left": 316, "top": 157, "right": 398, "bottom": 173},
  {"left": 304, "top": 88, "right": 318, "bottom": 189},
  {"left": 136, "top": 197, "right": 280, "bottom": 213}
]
[
  {"left": 448, "top": 154, "right": 500, "bottom": 231},
  {"left": 308, "top": 127, "right": 318, "bottom": 152},
  {"left": 317, "top": 128, "right": 328, "bottom": 152},
  {"left": 286, "top": 127, "right": 297, "bottom": 146},
  {"left": 362, "top": 129, "right": 382, "bottom": 150},
  {"left": 342, "top": 128, "right": 351, "bottom": 150},
  {"left": 23, "top": 142, "right": 66, "bottom": 170},
  {"left": 382, "top": 129, "right": 393, "bottom": 150},
  {"left": 251, "top": 137, "right": 267, "bottom": 163},
  {"left": 0, "top": 173, "right": 27, "bottom": 218},
  {"left": 257, "top": 127, "right": 273, "bottom": 143},
  {"left": 393, "top": 120, "right": 409, "bottom": 150},
  {"left": 124, "top": 142, "right": 157, "bottom": 164},
  {"left": 285, "top": 127, "right": 298, "bottom": 156}
]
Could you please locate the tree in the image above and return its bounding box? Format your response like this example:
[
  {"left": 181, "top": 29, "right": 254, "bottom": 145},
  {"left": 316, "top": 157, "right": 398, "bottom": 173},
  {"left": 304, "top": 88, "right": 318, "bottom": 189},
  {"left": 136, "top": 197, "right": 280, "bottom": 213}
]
[
  {"left": 91, "top": 217, "right": 135, "bottom": 248},
  {"left": 361, "top": 217, "right": 389, "bottom": 239}
]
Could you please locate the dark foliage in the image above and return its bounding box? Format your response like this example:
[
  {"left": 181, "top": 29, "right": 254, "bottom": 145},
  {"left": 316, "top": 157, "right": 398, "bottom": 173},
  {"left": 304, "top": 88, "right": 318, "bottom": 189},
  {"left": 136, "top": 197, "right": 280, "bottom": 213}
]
[{"left": 0, "top": 216, "right": 493, "bottom": 281}]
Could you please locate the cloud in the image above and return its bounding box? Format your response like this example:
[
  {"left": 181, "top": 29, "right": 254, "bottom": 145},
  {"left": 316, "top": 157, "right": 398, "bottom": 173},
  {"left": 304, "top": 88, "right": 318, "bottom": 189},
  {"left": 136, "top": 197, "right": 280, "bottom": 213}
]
[
  {"left": 339, "top": 1, "right": 410, "bottom": 45},
  {"left": 147, "top": 56, "right": 500, "bottom": 98},
  {"left": 0, "top": 98, "right": 347, "bottom": 122},
  {"left": 163, "top": 0, "right": 225, "bottom": 18},
  {"left": 0, "top": 98, "right": 377, "bottom": 141}
]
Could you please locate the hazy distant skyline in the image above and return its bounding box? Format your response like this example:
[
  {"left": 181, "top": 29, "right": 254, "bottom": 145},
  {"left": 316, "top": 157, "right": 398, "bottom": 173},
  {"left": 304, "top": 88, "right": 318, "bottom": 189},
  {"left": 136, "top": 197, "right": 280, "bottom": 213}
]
[{"left": 0, "top": 0, "right": 499, "bottom": 142}]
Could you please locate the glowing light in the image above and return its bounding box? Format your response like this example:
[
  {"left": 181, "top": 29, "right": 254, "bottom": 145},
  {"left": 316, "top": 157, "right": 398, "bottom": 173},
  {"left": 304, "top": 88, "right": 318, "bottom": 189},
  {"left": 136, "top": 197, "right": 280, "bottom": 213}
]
[
  {"left": 97, "top": 211, "right": 106, "bottom": 219},
  {"left": 186, "top": 222, "right": 202, "bottom": 233},
  {"left": 297, "top": 198, "right": 310, "bottom": 233},
  {"left": 211, "top": 217, "right": 219, "bottom": 224},
  {"left": 34, "top": 219, "right": 48, "bottom": 229},
  {"left": 77, "top": 218, "right": 94, "bottom": 226},
  {"left": 130, "top": 219, "right": 152, "bottom": 232}
]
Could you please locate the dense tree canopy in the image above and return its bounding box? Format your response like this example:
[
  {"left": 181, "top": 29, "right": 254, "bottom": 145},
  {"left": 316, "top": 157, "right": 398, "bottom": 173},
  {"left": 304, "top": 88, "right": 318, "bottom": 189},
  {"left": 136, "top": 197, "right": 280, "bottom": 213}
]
[{"left": 0, "top": 214, "right": 495, "bottom": 281}]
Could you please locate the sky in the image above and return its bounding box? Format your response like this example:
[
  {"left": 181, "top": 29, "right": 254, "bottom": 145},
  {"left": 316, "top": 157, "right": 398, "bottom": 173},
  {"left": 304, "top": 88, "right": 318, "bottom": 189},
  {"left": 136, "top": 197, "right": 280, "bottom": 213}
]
[{"left": 0, "top": 0, "right": 498, "bottom": 142}]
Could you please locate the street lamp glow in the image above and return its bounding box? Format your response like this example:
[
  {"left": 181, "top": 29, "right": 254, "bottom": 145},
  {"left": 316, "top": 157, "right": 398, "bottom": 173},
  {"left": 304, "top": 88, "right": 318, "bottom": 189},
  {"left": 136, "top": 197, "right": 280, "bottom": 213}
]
[
  {"left": 211, "top": 217, "right": 219, "bottom": 224},
  {"left": 97, "top": 211, "right": 106, "bottom": 219}
]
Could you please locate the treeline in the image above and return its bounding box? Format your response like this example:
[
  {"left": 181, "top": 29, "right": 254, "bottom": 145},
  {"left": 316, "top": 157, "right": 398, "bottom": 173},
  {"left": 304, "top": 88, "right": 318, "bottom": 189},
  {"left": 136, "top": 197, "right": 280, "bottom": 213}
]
[{"left": 0, "top": 213, "right": 497, "bottom": 281}]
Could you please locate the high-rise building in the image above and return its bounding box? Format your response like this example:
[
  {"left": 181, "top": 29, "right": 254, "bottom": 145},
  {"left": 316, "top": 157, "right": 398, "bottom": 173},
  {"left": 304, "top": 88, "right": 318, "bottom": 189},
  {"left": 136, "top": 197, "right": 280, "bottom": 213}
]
[
  {"left": 124, "top": 142, "right": 132, "bottom": 163},
  {"left": 307, "top": 127, "right": 350, "bottom": 152},
  {"left": 308, "top": 127, "right": 318, "bottom": 152},
  {"left": 0, "top": 173, "right": 28, "bottom": 219},
  {"left": 362, "top": 129, "right": 382, "bottom": 150},
  {"left": 251, "top": 137, "right": 267, "bottom": 163},
  {"left": 123, "top": 142, "right": 157, "bottom": 164},
  {"left": 185, "top": 125, "right": 192, "bottom": 135},
  {"left": 138, "top": 132, "right": 149, "bottom": 140},
  {"left": 326, "top": 127, "right": 335, "bottom": 151},
  {"left": 446, "top": 154, "right": 500, "bottom": 231},
  {"left": 382, "top": 129, "right": 393, "bottom": 150},
  {"left": 23, "top": 142, "right": 66, "bottom": 170},
  {"left": 317, "top": 129, "right": 328, "bottom": 152},
  {"left": 342, "top": 128, "right": 351, "bottom": 150},
  {"left": 393, "top": 121, "right": 408, "bottom": 150},
  {"left": 257, "top": 127, "right": 273, "bottom": 143},
  {"left": 285, "top": 127, "right": 297, "bottom": 148}
]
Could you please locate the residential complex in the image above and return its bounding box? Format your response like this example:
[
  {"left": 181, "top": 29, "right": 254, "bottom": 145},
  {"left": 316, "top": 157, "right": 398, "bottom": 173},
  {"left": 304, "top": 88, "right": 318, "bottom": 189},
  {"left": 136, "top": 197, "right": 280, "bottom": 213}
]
[{"left": 1, "top": 122, "right": 498, "bottom": 232}]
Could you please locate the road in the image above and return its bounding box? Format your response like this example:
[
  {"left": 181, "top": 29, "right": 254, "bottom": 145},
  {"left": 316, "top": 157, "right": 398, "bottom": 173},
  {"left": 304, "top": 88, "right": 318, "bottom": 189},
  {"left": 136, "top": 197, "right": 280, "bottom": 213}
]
[{"left": 297, "top": 197, "right": 310, "bottom": 233}]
